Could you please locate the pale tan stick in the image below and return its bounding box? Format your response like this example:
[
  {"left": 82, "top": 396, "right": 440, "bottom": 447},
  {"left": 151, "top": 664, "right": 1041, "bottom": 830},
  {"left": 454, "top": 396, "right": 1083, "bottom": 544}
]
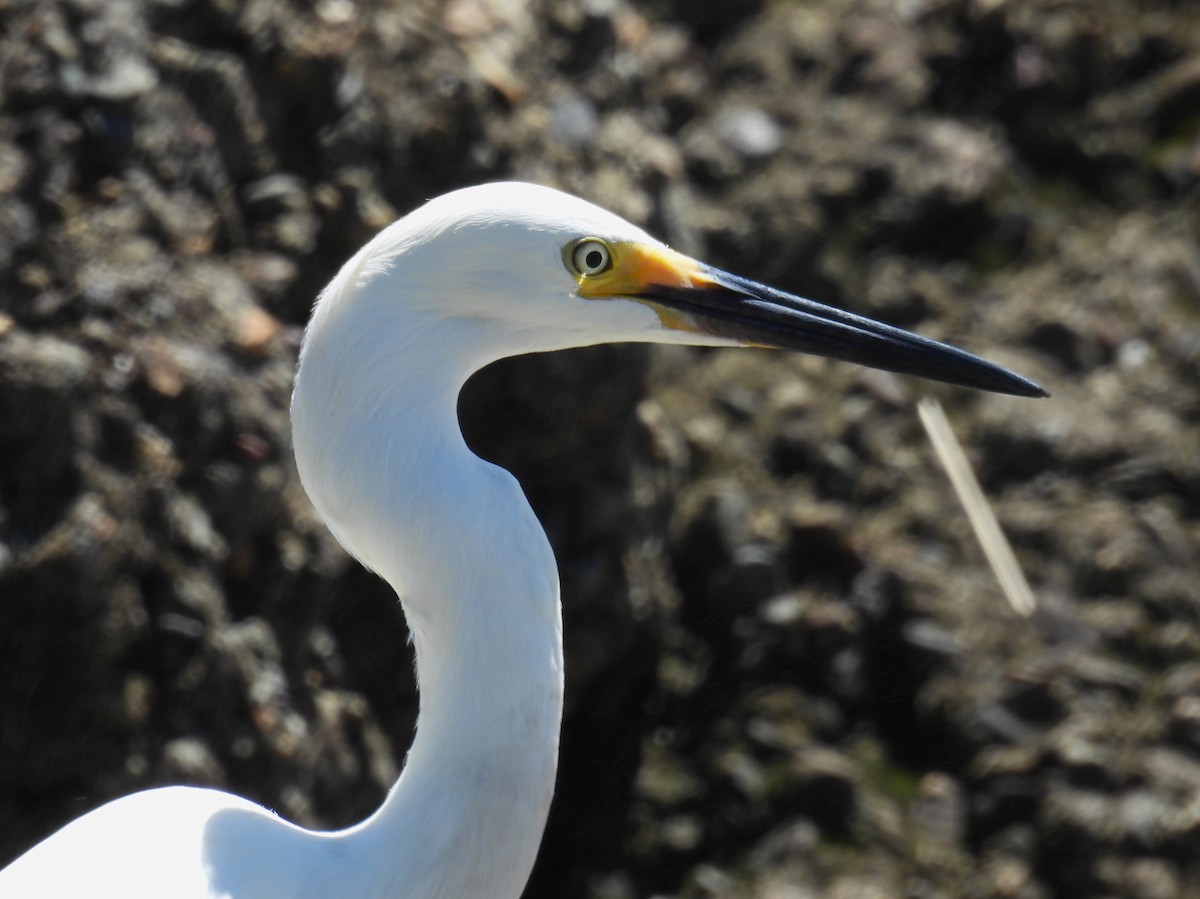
[{"left": 917, "top": 396, "right": 1037, "bottom": 617}]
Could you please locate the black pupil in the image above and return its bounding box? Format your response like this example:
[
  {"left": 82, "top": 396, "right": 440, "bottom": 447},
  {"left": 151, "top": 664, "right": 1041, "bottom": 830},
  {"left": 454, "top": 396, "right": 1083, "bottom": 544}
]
[{"left": 584, "top": 249, "right": 604, "bottom": 271}]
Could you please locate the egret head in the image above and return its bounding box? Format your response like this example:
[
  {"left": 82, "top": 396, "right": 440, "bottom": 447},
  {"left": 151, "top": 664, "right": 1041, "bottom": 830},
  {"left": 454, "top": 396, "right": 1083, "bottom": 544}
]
[
  {"left": 314, "top": 182, "right": 692, "bottom": 359},
  {"left": 311, "top": 181, "right": 1044, "bottom": 398}
]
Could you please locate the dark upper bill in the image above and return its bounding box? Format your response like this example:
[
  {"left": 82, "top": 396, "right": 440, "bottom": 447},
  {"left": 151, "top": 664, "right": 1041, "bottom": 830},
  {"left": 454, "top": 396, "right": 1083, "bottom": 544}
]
[
  {"left": 643, "top": 267, "right": 1047, "bottom": 398},
  {"left": 573, "top": 241, "right": 1047, "bottom": 399}
]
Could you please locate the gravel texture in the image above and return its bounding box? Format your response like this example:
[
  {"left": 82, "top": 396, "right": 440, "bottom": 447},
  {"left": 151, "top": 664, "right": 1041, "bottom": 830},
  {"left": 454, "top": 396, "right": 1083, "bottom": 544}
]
[{"left": 0, "top": 1, "right": 1197, "bottom": 897}]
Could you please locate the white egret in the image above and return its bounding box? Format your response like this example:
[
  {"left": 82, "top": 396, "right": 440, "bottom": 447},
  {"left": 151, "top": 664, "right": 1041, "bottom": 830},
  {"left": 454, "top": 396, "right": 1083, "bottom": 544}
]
[{"left": 0, "top": 182, "right": 1044, "bottom": 898}]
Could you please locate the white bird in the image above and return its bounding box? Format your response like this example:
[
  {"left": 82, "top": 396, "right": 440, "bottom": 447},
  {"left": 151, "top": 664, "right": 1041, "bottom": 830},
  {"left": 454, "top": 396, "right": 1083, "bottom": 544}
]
[{"left": 0, "top": 182, "right": 1044, "bottom": 898}]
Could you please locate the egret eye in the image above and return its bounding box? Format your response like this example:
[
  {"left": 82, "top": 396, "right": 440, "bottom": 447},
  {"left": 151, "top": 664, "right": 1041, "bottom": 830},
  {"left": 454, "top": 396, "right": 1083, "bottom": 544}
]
[{"left": 571, "top": 240, "right": 612, "bottom": 276}]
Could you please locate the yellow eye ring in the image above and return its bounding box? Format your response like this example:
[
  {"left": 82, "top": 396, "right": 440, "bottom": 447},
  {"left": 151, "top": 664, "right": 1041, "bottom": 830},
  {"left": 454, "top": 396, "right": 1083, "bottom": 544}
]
[{"left": 569, "top": 239, "right": 612, "bottom": 277}]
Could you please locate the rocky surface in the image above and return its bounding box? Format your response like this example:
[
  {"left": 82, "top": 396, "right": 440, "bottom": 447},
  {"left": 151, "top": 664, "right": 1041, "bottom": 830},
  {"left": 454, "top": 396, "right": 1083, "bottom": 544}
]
[{"left": 0, "top": 0, "right": 1197, "bottom": 897}]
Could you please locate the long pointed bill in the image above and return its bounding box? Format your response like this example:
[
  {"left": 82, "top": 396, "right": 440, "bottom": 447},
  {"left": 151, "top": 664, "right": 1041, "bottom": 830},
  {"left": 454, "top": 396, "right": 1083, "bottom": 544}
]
[
  {"left": 644, "top": 268, "right": 1047, "bottom": 398},
  {"left": 578, "top": 244, "right": 1047, "bottom": 399}
]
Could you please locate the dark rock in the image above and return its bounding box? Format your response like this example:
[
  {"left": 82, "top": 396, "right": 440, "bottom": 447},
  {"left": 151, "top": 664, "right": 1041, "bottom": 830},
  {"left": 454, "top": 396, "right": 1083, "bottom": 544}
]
[{"left": 0, "top": 1, "right": 1197, "bottom": 897}]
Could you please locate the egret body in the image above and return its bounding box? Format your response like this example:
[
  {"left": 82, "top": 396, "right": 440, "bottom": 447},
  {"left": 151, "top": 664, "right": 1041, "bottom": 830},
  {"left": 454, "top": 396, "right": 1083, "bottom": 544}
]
[{"left": 0, "top": 183, "right": 1044, "bottom": 898}]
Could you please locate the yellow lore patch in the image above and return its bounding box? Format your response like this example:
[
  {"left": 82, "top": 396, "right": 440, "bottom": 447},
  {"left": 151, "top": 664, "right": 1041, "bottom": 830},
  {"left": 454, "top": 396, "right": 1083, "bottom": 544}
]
[{"left": 569, "top": 241, "right": 717, "bottom": 333}]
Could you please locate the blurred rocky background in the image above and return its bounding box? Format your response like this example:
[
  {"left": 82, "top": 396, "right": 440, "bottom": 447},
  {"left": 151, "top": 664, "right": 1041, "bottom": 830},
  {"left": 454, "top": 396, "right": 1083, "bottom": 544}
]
[{"left": 0, "top": 0, "right": 1197, "bottom": 896}]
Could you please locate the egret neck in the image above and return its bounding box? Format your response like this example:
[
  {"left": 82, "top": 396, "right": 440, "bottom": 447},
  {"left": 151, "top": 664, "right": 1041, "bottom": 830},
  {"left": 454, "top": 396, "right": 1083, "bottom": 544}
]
[{"left": 292, "top": 264, "right": 564, "bottom": 899}]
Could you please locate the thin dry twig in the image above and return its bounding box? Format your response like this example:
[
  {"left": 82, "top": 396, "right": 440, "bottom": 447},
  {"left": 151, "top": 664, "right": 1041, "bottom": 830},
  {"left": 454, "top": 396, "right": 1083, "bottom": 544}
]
[{"left": 917, "top": 396, "right": 1037, "bottom": 617}]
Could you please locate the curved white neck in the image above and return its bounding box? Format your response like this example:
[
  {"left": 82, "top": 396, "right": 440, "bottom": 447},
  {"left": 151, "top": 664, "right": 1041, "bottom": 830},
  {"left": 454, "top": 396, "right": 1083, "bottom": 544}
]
[{"left": 292, "top": 283, "right": 564, "bottom": 899}]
